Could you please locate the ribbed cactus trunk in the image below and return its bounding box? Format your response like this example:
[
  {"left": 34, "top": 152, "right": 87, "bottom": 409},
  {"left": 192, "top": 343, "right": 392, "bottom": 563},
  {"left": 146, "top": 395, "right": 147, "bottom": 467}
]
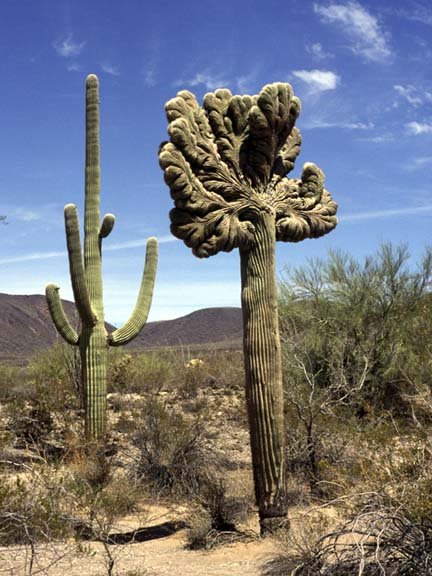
[
  {"left": 240, "top": 210, "right": 287, "bottom": 533},
  {"left": 81, "top": 76, "right": 107, "bottom": 440}
]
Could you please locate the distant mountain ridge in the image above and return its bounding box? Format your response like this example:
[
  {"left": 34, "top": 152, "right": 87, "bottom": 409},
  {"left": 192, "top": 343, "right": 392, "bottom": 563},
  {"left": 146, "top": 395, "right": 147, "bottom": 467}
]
[
  {"left": 131, "top": 306, "right": 243, "bottom": 350},
  {"left": 0, "top": 293, "right": 242, "bottom": 364}
]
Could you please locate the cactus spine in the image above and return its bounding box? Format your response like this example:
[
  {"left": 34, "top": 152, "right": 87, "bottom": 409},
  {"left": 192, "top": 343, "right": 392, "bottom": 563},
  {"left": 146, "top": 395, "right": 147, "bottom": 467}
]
[
  {"left": 46, "top": 74, "right": 158, "bottom": 440},
  {"left": 159, "top": 83, "right": 337, "bottom": 533}
]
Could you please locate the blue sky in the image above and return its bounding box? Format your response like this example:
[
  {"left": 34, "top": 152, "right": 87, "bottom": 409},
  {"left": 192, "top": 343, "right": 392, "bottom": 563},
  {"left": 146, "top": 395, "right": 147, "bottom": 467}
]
[{"left": 1, "top": 0, "right": 431, "bottom": 323}]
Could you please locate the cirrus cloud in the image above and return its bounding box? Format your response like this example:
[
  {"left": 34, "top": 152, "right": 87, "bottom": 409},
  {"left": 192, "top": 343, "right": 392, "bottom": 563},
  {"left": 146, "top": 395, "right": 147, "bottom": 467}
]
[
  {"left": 313, "top": 1, "right": 391, "bottom": 62},
  {"left": 53, "top": 35, "right": 86, "bottom": 58},
  {"left": 292, "top": 69, "right": 340, "bottom": 93},
  {"left": 406, "top": 121, "right": 432, "bottom": 135}
]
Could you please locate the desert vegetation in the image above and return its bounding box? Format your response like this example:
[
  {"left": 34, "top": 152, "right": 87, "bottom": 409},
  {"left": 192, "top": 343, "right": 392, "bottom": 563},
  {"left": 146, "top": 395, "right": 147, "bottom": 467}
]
[{"left": 1, "top": 243, "right": 432, "bottom": 574}]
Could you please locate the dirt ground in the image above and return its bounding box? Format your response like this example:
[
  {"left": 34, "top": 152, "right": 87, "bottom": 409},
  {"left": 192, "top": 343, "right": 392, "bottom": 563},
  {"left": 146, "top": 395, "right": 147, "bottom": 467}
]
[{"left": 0, "top": 503, "right": 278, "bottom": 575}]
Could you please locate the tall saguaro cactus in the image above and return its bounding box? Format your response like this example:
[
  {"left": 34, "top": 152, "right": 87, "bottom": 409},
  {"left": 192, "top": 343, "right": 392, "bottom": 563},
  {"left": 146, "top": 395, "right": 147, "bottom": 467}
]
[
  {"left": 159, "top": 83, "right": 337, "bottom": 533},
  {"left": 46, "top": 75, "right": 158, "bottom": 440}
]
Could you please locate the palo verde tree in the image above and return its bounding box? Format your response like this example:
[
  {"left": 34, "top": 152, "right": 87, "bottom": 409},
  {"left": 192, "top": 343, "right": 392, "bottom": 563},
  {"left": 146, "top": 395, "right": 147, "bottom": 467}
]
[
  {"left": 159, "top": 83, "right": 337, "bottom": 533},
  {"left": 46, "top": 75, "right": 158, "bottom": 440}
]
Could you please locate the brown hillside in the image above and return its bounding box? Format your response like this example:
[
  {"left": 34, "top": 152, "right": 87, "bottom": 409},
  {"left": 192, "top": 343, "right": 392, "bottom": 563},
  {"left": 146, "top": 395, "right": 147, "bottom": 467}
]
[
  {"left": 0, "top": 294, "right": 78, "bottom": 364},
  {"left": 132, "top": 307, "right": 243, "bottom": 349},
  {"left": 0, "top": 294, "right": 242, "bottom": 364}
]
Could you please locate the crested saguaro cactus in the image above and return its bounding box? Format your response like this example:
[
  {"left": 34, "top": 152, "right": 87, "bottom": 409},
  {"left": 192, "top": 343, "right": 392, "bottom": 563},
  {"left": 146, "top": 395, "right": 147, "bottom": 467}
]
[
  {"left": 46, "top": 75, "right": 158, "bottom": 440},
  {"left": 159, "top": 83, "right": 337, "bottom": 533}
]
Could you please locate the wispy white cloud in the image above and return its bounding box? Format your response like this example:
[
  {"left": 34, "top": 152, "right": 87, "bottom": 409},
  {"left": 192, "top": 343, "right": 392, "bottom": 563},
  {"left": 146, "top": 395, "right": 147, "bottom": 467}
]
[
  {"left": 292, "top": 69, "right": 340, "bottom": 93},
  {"left": 414, "top": 156, "right": 432, "bottom": 166},
  {"left": 143, "top": 65, "right": 157, "bottom": 87},
  {"left": 0, "top": 236, "right": 177, "bottom": 266},
  {"left": 394, "top": 84, "right": 432, "bottom": 107},
  {"left": 235, "top": 68, "right": 260, "bottom": 94},
  {"left": 406, "top": 121, "right": 432, "bottom": 135},
  {"left": 101, "top": 63, "right": 120, "bottom": 77},
  {"left": 314, "top": 1, "right": 391, "bottom": 62},
  {"left": 342, "top": 205, "right": 432, "bottom": 222},
  {"left": 53, "top": 35, "right": 85, "bottom": 58},
  {"left": 304, "top": 118, "right": 373, "bottom": 130},
  {"left": 1, "top": 207, "right": 42, "bottom": 222},
  {"left": 0, "top": 250, "right": 66, "bottom": 265},
  {"left": 175, "top": 71, "right": 229, "bottom": 91},
  {"left": 395, "top": 3, "right": 432, "bottom": 26},
  {"left": 14, "top": 209, "right": 41, "bottom": 222},
  {"left": 142, "top": 36, "right": 161, "bottom": 88},
  {"left": 105, "top": 235, "right": 177, "bottom": 251},
  {"left": 306, "top": 42, "right": 333, "bottom": 60},
  {"left": 403, "top": 156, "right": 432, "bottom": 172},
  {"left": 357, "top": 133, "right": 394, "bottom": 143},
  {"left": 66, "top": 62, "right": 81, "bottom": 72},
  {"left": 175, "top": 69, "right": 260, "bottom": 94}
]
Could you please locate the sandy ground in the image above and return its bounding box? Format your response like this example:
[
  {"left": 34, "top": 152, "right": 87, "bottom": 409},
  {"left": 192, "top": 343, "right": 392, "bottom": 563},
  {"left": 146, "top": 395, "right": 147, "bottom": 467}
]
[{"left": 0, "top": 504, "right": 278, "bottom": 576}]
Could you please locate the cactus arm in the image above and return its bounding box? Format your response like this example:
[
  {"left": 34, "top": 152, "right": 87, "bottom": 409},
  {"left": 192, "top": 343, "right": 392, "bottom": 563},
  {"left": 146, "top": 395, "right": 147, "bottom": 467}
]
[
  {"left": 45, "top": 284, "right": 79, "bottom": 345},
  {"left": 64, "top": 203, "right": 97, "bottom": 326},
  {"left": 99, "top": 213, "right": 115, "bottom": 238},
  {"left": 109, "top": 237, "right": 158, "bottom": 346}
]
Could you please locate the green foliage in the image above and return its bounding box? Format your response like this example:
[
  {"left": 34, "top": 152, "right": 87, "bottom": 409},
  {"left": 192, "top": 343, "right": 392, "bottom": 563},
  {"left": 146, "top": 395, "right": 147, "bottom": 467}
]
[
  {"left": 0, "top": 467, "right": 75, "bottom": 545},
  {"left": 0, "top": 364, "right": 24, "bottom": 401},
  {"left": 107, "top": 350, "right": 175, "bottom": 394},
  {"left": 3, "top": 344, "right": 81, "bottom": 454},
  {"left": 280, "top": 243, "right": 432, "bottom": 417},
  {"left": 26, "top": 343, "right": 80, "bottom": 410},
  {"left": 107, "top": 348, "right": 245, "bottom": 397}
]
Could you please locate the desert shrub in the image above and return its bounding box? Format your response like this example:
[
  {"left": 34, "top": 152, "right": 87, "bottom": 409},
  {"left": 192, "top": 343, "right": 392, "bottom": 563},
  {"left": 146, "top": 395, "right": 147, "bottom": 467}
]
[
  {"left": 263, "top": 501, "right": 432, "bottom": 576},
  {"left": 5, "top": 393, "right": 80, "bottom": 459},
  {"left": 133, "top": 397, "right": 222, "bottom": 497},
  {"left": 350, "top": 426, "right": 432, "bottom": 524},
  {"left": 0, "top": 364, "right": 25, "bottom": 402},
  {"left": 2, "top": 344, "right": 82, "bottom": 456},
  {"left": 283, "top": 385, "right": 360, "bottom": 499},
  {"left": 26, "top": 342, "right": 80, "bottom": 410},
  {"left": 107, "top": 350, "right": 177, "bottom": 395},
  {"left": 107, "top": 348, "right": 245, "bottom": 405},
  {"left": 186, "top": 478, "right": 251, "bottom": 550},
  {"left": 177, "top": 349, "right": 244, "bottom": 397},
  {"left": 0, "top": 466, "right": 76, "bottom": 545},
  {"left": 262, "top": 512, "right": 332, "bottom": 576},
  {"left": 0, "top": 453, "right": 143, "bottom": 576},
  {"left": 7, "top": 398, "right": 54, "bottom": 446},
  {"left": 279, "top": 244, "right": 432, "bottom": 419},
  {"left": 265, "top": 425, "right": 432, "bottom": 575}
]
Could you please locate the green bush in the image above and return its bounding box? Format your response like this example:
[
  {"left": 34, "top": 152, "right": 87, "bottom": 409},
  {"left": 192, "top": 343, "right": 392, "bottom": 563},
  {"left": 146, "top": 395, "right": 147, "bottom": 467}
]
[
  {"left": 279, "top": 243, "right": 432, "bottom": 418},
  {"left": 0, "top": 364, "right": 25, "bottom": 402},
  {"left": 4, "top": 344, "right": 82, "bottom": 456},
  {"left": 107, "top": 350, "right": 179, "bottom": 395},
  {"left": 0, "top": 467, "right": 75, "bottom": 545}
]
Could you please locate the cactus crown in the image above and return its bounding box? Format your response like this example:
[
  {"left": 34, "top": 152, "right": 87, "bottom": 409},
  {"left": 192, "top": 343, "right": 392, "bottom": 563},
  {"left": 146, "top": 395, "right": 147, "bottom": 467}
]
[{"left": 159, "top": 83, "right": 337, "bottom": 258}]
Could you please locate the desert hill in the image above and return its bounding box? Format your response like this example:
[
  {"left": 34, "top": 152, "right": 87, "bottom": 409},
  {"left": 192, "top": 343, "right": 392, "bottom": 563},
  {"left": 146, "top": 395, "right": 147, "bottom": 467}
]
[{"left": 0, "top": 293, "right": 242, "bottom": 364}]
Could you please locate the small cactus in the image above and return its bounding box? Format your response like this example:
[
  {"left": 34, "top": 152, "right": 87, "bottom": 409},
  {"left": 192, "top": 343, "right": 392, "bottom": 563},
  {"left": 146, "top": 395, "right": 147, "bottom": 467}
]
[
  {"left": 46, "top": 75, "right": 158, "bottom": 440},
  {"left": 159, "top": 83, "right": 337, "bottom": 533}
]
